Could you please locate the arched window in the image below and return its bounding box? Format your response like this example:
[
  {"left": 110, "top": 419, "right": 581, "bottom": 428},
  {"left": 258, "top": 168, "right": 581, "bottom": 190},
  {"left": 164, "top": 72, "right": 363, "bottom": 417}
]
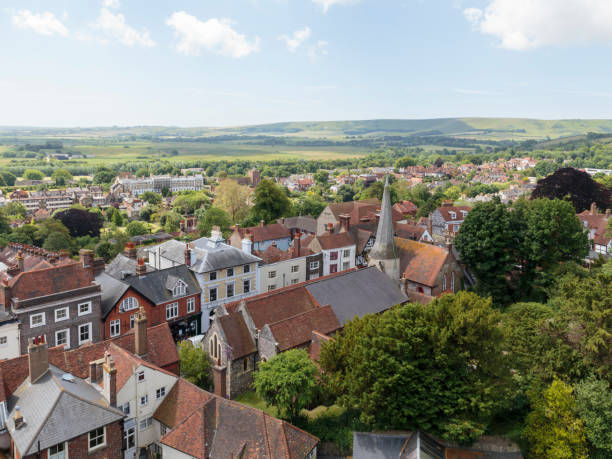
[
  {"left": 451, "top": 272, "right": 455, "bottom": 292},
  {"left": 172, "top": 281, "right": 186, "bottom": 297},
  {"left": 121, "top": 297, "right": 138, "bottom": 312},
  {"left": 213, "top": 335, "right": 218, "bottom": 359}
]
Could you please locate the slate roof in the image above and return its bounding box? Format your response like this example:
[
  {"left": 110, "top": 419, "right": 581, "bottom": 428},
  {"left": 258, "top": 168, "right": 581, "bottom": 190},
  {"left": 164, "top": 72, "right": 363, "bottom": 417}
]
[
  {"left": 305, "top": 267, "right": 408, "bottom": 325},
  {"left": 218, "top": 312, "right": 257, "bottom": 359},
  {"left": 96, "top": 272, "right": 129, "bottom": 318},
  {"left": 395, "top": 238, "right": 449, "bottom": 287},
  {"left": 105, "top": 253, "right": 154, "bottom": 279},
  {"left": 7, "top": 365, "right": 124, "bottom": 457},
  {"left": 123, "top": 265, "right": 201, "bottom": 306},
  {"left": 267, "top": 305, "right": 341, "bottom": 352},
  {"left": 235, "top": 223, "right": 291, "bottom": 243},
  {"left": 157, "top": 380, "right": 319, "bottom": 459},
  {"left": 278, "top": 216, "right": 317, "bottom": 234}
]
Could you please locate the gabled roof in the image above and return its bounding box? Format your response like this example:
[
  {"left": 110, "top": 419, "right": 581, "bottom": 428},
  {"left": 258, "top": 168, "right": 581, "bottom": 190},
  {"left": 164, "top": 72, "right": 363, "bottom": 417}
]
[
  {"left": 105, "top": 253, "right": 154, "bottom": 279},
  {"left": 7, "top": 365, "right": 124, "bottom": 457},
  {"left": 395, "top": 222, "right": 426, "bottom": 241},
  {"left": 188, "top": 238, "right": 261, "bottom": 273},
  {"left": 267, "top": 305, "right": 341, "bottom": 352},
  {"left": 278, "top": 216, "right": 317, "bottom": 234},
  {"left": 235, "top": 223, "right": 291, "bottom": 243},
  {"left": 434, "top": 205, "right": 470, "bottom": 222},
  {"left": 253, "top": 243, "right": 314, "bottom": 264},
  {"left": 124, "top": 265, "right": 201, "bottom": 306},
  {"left": 326, "top": 199, "right": 380, "bottom": 220},
  {"left": 96, "top": 272, "right": 129, "bottom": 318},
  {"left": 393, "top": 200, "right": 418, "bottom": 215},
  {"left": 218, "top": 312, "right": 257, "bottom": 359},
  {"left": 154, "top": 378, "right": 213, "bottom": 429},
  {"left": 305, "top": 267, "right": 407, "bottom": 325},
  {"left": 577, "top": 210, "right": 610, "bottom": 246},
  {"left": 311, "top": 232, "right": 355, "bottom": 251},
  {"left": 395, "top": 238, "right": 449, "bottom": 287}
]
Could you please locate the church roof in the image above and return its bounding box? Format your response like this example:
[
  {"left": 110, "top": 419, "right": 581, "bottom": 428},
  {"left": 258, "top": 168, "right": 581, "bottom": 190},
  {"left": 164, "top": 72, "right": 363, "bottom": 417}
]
[{"left": 368, "top": 176, "right": 398, "bottom": 260}]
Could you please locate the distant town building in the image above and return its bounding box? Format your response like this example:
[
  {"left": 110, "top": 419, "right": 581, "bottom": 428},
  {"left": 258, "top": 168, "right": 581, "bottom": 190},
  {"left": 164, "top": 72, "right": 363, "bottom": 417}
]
[
  {"left": 111, "top": 174, "right": 204, "bottom": 196},
  {"left": 248, "top": 168, "right": 261, "bottom": 187}
]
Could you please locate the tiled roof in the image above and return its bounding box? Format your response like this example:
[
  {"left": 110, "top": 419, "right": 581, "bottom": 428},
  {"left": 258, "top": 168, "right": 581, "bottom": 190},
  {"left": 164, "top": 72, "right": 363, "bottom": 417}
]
[
  {"left": 154, "top": 378, "right": 213, "bottom": 429},
  {"left": 326, "top": 199, "right": 380, "bottom": 220},
  {"left": 577, "top": 210, "right": 610, "bottom": 246},
  {"left": 406, "top": 290, "right": 435, "bottom": 305},
  {"left": 313, "top": 232, "right": 355, "bottom": 250},
  {"left": 235, "top": 223, "right": 291, "bottom": 243},
  {"left": 395, "top": 238, "right": 449, "bottom": 287},
  {"left": 253, "top": 243, "right": 314, "bottom": 264},
  {"left": 435, "top": 205, "right": 470, "bottom": 222},
  {"left": 394, "top": 222, "right": 426, "bottom": 240},
  {"left": 218, "top": 312, "right": 257, "bottom": 359},
  {"left": 393, "top": 200, "right": 418, "bottom": 215},
  {"left": 267, "top": 305, "right": 341, "bottom": 352},
  {"left": 278, "top": 216, "right": 317, "bottom": 234},
  {"left": 8, "top": 261, "right": 94, "bottom": 303}
]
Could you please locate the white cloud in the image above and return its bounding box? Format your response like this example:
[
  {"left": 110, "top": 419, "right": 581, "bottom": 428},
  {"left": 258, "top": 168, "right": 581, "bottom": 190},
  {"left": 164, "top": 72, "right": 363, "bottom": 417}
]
[
  {"left": 166, "top": 11, "right": 260, "bottom": 58},
  {"left": 12, "top": 10, "right": 69, "bottom": 37},
  {"left": 312, "top": 0, "right": 357, "bottom": 13},
  {"left": 307, "top": 40, "right": 329, "bottom": 59},
  {"left": 279, "top": 27, "right": 311, "bottom": 52},
  {"left": 464, "top": 0, "right": 612, "bottom": 50},
  {"left": 103, "top": 0, "right": 120, "bottom": 9},
  {"left": 89, "top": 7, "right": 155, "bottom": 47}
]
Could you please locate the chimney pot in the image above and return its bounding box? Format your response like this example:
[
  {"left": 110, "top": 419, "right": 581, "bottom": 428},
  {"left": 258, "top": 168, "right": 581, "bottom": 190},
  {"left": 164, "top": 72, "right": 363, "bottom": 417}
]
[
  {"left": 135, "top": 306, "right": 148, "bottom": 357},
  {"left": 136, "top": 257, "right": 146, "bottom": 276},
  {"left": 28, "top": 336, "right": 49, "bottom": 383},
  {"left": 590, "top": 202, "right": 597, "bottom": 215},
  {"left": 260, "top": 220, "right": 265, "bottom": 227}
]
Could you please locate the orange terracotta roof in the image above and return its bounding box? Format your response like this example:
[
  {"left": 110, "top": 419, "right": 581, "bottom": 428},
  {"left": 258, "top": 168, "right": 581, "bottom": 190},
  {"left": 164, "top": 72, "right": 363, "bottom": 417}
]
[
  {"left": 218, "top": 312, "right": 257, "bottom": 359},
  {"left": 395, "top": 238, "right": 449, "bottom": 287},
  {"left": 435, "top": 205, "right": 470, "bottom": 222},
  {"left": 313, "top": 232, "right": 355, "bottom": 250},
  {"left": 236, "top": 223, "right": 290, "bottom": 243},
  {"left": 154, "top": 378, "right": 213, "bottom": 429}
]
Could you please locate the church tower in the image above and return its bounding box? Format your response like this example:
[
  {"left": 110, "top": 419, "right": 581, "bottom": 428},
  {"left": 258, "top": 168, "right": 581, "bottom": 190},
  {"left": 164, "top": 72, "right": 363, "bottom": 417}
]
[{"left": 368, "top": 176, "right": 400, "bottom": 283}]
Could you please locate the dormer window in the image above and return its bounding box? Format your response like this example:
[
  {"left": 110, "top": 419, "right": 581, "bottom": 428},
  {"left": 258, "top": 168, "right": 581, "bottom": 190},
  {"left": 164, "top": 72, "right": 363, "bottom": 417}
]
[
  {"left": 460, "top": 210, "right": 467, "bottom": 217},
  {"left": 449, "top": 211, "right": 456, "bottom": 219},
  {"left": 172, "top": 280, "right": 187, "bottom": 297}
]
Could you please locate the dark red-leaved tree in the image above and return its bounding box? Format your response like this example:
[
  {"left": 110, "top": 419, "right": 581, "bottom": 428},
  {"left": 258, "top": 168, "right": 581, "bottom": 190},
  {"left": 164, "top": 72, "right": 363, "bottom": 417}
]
[
  {"left": 531, "top": 167, "right": 612, "bottom": 213},
  {"left": 54, "top": 208, "right": 103, "bottom": 238}
]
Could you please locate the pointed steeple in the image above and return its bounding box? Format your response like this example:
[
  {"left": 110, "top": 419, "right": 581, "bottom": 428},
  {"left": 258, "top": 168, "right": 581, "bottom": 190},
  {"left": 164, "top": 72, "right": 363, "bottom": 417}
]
[{"left": 369, "top": 176, "right": 397, "bottom": 260}]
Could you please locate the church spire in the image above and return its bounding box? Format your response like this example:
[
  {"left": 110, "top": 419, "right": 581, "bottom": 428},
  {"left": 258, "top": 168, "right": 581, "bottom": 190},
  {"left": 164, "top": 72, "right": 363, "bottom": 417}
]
[{"left": 369, "top": 176, "right": 397, "bottom": 260}]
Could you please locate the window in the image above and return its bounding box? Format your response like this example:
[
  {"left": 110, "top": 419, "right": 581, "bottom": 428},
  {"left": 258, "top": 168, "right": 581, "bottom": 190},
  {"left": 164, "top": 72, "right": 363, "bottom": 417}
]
[
  {"left": 156, "top": 387, "right": 166, "bottom": 399},
  {"left": 343, "top": 249, "right": 350, "bottom": 258},
  {"left": 453, "top": 224, "right": 460, "bottom": 232},
  {"left": 243, "top": 358, "right": 249, "bottom": 371},
  {"left": 187, "top": 297, "right": 196, "bottom": 313},
  {"left": 121, "top": 402, "right": 130, "bottom": 416},
  {"left": 209, "top": 271, "right": 217, "bottom": 281},
  {"left": 78, "top": 302, "right": 92, "bottom": 316},
  {"left": 268, "top": 271, "right": 276, "bottom": 279},
  {"left": 451, "top": 272, "right": 455, "bottom": 292},
  {"left": 49, "top": 442, "right": 66, "bottom": 459},
  {"left": 130, "top": 314, "right": 136, "bottom": 329},
  {"left": 227, "top": 267, "right": 234, "bottom": 277},
  {"left": 227, "top": 283, "right": 234, "bottom": 298},
  {"left": 209, "top": 287, "right": 217, "bottom": 302},
  {"left": 243, "top": 279, "right": 250, "bottom": 294},
  {"left": 139, "top": 417, "right": 153, "bottom": 431},
  {"left": 109, "top": 320, "right": 120, "bottom": 338},
  {"left": 123, "top": 426, "right": 136, "bottom": 450},
  {"left": 166, "top": 302, "right": 178, "bottom": 320},
  {"left": 78, "top": 323, "right": 91, "bottom": 345},
  {"left": 243, "top": 264, "right": 250, "bottom": 273},
  {"left": 89, "top": 427, "right": 106, "bottom": 451},
  {"left": 140, "top": 394, "right": 148, "bottom": 406},
  {"left": 55, "top": 307, "right": 69, "bottom": 322},
  {"left": 268, "top": 284, "right": 276, "bottom": 291},
  {"left": 137, "top": 370, "right": 145, "bottom": 382},
  {"left": 330, "top": 264, "right": 338, "bottom": 274},
  {"left": 449, "top": 211, "right": 456, "bottom": 219},
  {"left": 342, "top": 261, "right": 350, "bottom": 271},
  {"left": 330, "top": 251, "right": 338, "bottom": 260},
  {"left": 172, "top": 281, "right": 186, "bottom": 297},
  {"left": 55, "top": 329, "right": 69, "bottom": 349},
  {"left": 443, "top": 275, "right": 447, "bottom": 291},
  {"left": 291, "top": 278, "right": 299, "bottom": 285},
  {"left": 309, "top": 261, "right": 319, "bottom": 270},
  {"left": 121, "top": 297, "right": 138, "bottom": 312},
  {"left": 30, "top": 313, "right": 45, "bottom": 328},
  {"left": 0, "top": 336, "right": 6, "bottom": 346},
  {"left": 291, "top": 265, "right": 299, "bottom": 273},
  {"left": 310, "top": 273, "right": 319, "bottom": 280}
]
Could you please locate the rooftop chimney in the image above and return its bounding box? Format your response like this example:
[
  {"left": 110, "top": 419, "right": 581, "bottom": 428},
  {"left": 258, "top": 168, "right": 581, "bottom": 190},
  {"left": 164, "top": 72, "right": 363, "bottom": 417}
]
[
  {"left": 124, "top": 242, "right": 137, "bottom": 259},
  {"left": 13, "top": 406, "right": 23, "bottom": 430},
  {"left": 208, "top": 226, "right": 224, "bottom": 248},
  {"left": 79, "top": 249, "right": 95, "bottom": 276},
  {"left": 16, "top": 250, "right": 24, "bottom": 273},
  {"left": 1, "top": 277, "right": 11, "bottom": 311},
  {"left": 293, "top": 232, "right": 301, "bottom": 258},
  {"left": 103, "top": 352, "right": 117, "bottom": 407},
  {"left": 260, "top": 220, "right": 265, "bottom": 227},
  {"left": 590, "top": 202, "right": 597, "bottom": 215},
  {"left": 241, "top": 232, "right": 253, "bottom": 255},
  {"left": 28, "top": 336, "right": 49, "bottom": 384},
  {"left": 185, "top": 245, "right": 192, "bottom": 267},
  {"left": 327, "top": 223, "right": 334, "bottom": 234},
  {"left": 134, "top": 306, "right": 148, "bottom": 357},
  {"left": 136, "top": 257, "right": 146, "bottom": 276}
]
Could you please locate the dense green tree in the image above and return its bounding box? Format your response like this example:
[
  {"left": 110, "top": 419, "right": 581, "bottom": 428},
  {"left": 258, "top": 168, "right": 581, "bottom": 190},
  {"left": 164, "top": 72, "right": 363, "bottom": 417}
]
[
  {"left": 112, "top": 210, "right": 123, "bottom": 227},
  {"left": 126, "top": 221, "right": 148, "bottom": 237},
  {"left": 292, "top": 196, "right": 326, "bottom": 218},
  {"left": 163, "top": 211, "right": 182, "bottom": 233},
  {"left": 251, "top": 179, "right": 291, "bottom": 223},
  {"left": 4, "top": 202, "right": 27, "bottom": 219},
  {"left": 336, "top": 185, "right": 355, "bottom": 202},
  {"left": 575, "top": 377, "right": 612, "bottom": 457},
  {"left": 321, "top": 292, "right": 511, "bottom": 443},
  {"left": 161, "top": 186, "right": 171, "bottom": 197},
  {"left": 0, "top": 170, "right": 17, "bottom": 186},
  {"left": 23, "top": 169, "right": 44, "bottom": 181},
  {"left": 254, "top": 349, "right": 318, "bottom": 421},
  {"left": 135, "top": 167, "right": 149, "bottom": 178},
  {"left": 43, "top": 231, "right": 72, "bottom": 251},
  {"left": 51, "top": 169, "right": 73, "bottom": 186},
  {"left": 214, "top": 180, "right": 250, "bottom": 222},
  {"left": 93, "top": 167, "right": 115, "bottom": 184},
  {"left": 139, "top": 205, "right": 155, "bottom": 222},
  {"left": 178, "top": 341, "right": 211, "bottom": 389},
  {"left": 34, "top": 219, "right": 70, "bottom": 246},
  {"left": 95, "top": 240, "right": 115, "bottom": 262},
  {"left": 531, "top": 167, "right": 612, "bottom": 213},
  {"left": 525, "top": 380, "right": 588, "bottom": 459},
  {"left": 54, "top": 208, "right": 103, "bottom": 238},
  {"left": 394, "top": 157, "right": 417, "bottom": 169},
  {"left": 10, "top": 224, "right": 37, "bottom": 244},
  {"left": 534, "top": 160, "right": 561, "bottom": 177},
  {"left": 173, "top": 192, "right": 210, "bottom": 215},
  {"left": 139, "top": 191, "right": 162, "bottom": 205},
  {"left": 197, "top": 207, "right": 231, "bottom": 237},
  {"left": 313, "top": 170, "right": 329, "bottom": 187}
]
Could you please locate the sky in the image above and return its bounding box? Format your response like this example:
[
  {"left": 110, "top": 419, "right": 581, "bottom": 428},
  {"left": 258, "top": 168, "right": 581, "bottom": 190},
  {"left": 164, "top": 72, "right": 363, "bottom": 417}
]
[{"left": 2, "top": 0, "right": 612, "bottom": 127}]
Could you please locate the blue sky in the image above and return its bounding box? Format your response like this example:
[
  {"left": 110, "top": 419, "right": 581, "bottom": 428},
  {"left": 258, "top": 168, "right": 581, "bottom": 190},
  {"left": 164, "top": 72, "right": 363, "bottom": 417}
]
[{"left": 2, "top": 0, "right": 612, "bottom": 126}]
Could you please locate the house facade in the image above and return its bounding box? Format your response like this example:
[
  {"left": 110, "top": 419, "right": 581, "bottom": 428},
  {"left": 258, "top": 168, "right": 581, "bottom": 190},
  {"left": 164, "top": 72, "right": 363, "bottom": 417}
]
[
  {"left": 577, "top": 203, "right": 611, "bottom": 259},
  {"left": 229, "top": 222, "right": 291, "bottom": 252},
  {"left": 429, "top": 202, "right": 470, "bottom": 242},
  {"left": 307, "top": 232, "right": 356, "bottom": 275}
]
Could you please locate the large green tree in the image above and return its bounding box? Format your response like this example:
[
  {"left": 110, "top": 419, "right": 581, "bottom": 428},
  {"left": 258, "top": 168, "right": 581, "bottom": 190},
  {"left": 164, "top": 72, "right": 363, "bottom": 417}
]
[
  {"left": 251, "top": 178, "right": 291, "bottom": 223},
  {"left": 197, "top": 207, "right": 231, "bottom": 237},
  {"left": 575, "top": 377, "right": 612, "bottom": 457},
  {"left": 254, "top": 349, "right": 318, "bottom": 422},
  {"left": 320, "top": 292, "right": 511, "bottom": 443},
  {"left": 178, "top": 341, "right": 211, "bottom": 389}
]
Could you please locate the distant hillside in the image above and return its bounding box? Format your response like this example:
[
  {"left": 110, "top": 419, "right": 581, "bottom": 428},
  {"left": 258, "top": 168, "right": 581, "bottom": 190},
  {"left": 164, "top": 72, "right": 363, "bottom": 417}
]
[{"left": 3, "top": 118, "right": 612, "bottom": 141}]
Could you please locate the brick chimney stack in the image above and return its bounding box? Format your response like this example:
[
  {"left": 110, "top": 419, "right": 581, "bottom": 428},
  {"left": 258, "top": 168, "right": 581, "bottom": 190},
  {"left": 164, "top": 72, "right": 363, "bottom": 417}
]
[
  {"left": 79, "top": 249, "right": 95, "bottom": 277},
  {"left": 124, "top": 242, "right": 137, "bottom": 259},
  {"left": 28, "top": 335, "right": 49, "bottom": 384},
  {"left": 134, "top": 306, "right": 148, "bottom": 357},
  {"left": 1, "top": 277, "right": 11, "bottom": 312},
  {"left": 185, "top": 245, "right": 192, "bottom": 267},
  {"left": 293, "top": 232, "right": 301, "bottom": 258},
  {"left": 103, "top": 352, "right": 117, "bottom": 407},
  {"left": 339, "top": 214, "right": 350, "bottom": 233},
  {"left": 260, "top": 220, "right": 265, "bottom": 227},
  {"left": 241, "top": 232, "right": 253, "bottom": 255},
  {"left": 16, "top": 250, "right": 24, "bottom": 273},
  {"left": 136, "top": 257, "right": 146, "bottom": 276},
  {"left": 590, "top": 202, "right": 596, "bottom": 215}
]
